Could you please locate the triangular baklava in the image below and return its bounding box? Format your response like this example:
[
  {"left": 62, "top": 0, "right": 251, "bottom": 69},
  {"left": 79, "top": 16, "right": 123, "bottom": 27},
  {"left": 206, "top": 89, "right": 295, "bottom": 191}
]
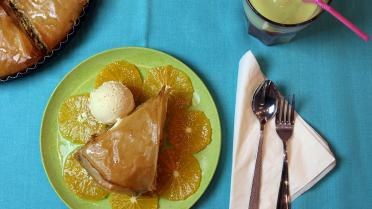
[{"left": 76, "top": 88, "right": 169, "bottom": 193}]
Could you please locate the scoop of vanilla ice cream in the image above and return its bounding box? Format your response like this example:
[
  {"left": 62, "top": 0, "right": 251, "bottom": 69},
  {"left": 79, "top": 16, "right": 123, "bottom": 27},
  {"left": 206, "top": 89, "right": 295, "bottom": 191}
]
[{"left": 89, "top": 81, "right": 135, "bottom": 124}]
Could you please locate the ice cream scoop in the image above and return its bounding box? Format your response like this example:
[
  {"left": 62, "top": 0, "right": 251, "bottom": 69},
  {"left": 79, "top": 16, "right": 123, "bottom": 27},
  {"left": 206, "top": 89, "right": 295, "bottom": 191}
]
[{"left": 89, "top": 81, "right": 135, "bottom": 124}]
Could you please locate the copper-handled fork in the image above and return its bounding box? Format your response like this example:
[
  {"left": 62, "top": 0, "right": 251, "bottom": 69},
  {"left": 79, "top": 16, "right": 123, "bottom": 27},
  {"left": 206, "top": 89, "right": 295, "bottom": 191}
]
[{"left": 276, "top": 95, "right": 295, "bottom": 209}]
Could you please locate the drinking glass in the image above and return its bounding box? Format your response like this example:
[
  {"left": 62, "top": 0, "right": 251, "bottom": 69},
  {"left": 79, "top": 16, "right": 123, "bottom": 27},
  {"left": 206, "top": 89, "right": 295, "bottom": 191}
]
[{"left": 243, "top": 0, "right": 331, "bottom": 45}]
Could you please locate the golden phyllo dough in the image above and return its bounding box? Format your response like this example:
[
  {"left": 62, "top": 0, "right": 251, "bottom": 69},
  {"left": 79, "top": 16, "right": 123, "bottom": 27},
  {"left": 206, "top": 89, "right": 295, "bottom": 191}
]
[
  {"left": 0, "top": 5, "right": 42, "bottom": 78},
  {"left": 3, "top": 0, "right": 88, "bottom": 52},
  {"left": 76, "top": 88, "right": 169, "bottom": 194},
  {"left": 0, "top": 0, "right": 88, "bottom": 78}
]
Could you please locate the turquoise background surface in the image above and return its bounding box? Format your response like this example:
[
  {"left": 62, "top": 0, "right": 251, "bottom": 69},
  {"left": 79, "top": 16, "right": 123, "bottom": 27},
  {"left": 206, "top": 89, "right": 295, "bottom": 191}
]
[{"left": 1, "top": 0, "right": 371, "bottom": 208}]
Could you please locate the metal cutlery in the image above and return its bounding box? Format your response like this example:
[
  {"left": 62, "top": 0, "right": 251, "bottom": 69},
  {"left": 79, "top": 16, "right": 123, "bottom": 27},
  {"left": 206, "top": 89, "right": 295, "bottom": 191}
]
[
  {"left": 249, "top": 80, "right": 278, "bottom": 209},
  {"left": 275, "top": 95, "right": 295, "bottom": 209}
]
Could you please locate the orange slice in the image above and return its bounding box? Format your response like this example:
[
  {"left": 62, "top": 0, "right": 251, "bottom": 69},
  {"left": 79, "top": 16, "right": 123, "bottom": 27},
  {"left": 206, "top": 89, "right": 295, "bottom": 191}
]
[
  {"left": 63, "top": 151, "right": 109, "bottom": 200},
  {"left": 95, "top": 60, "right": 143, "bottom": 102},
  {"left": 58, "top": 94, "right": 106, "bottom": 144},
  {"left": 110, "top": 193, "right": 158, "bottom": 209},
  {"left": 168, "top": 110, "right": 212, "bottom": 154},
  {"left": 157, "top": 149, "right": 202, "bottom": 200},
  {"left": 143, "top": 65, "right": 193, "bottom": 111}
]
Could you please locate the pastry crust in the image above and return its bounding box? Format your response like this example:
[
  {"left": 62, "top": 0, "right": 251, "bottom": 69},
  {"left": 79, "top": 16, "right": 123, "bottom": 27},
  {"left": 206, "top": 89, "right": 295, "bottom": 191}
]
[
  {"left": 0, "top": 5, "right": 43, "bottom": 78},
  {"left": 0, "top": 0, "right": 88, "bottom": 79},
  {"left": 76, "top": 88, "right": 169, "bottom": 194},
  {"left": 3, "top": 0, "right": 88, "bottom": 52}
]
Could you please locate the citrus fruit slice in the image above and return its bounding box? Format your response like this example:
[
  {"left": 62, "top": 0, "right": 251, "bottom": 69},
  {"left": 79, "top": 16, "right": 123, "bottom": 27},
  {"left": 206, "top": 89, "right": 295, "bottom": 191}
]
[
  {"left": 143, "top": 65, "right": 193, "bottom": 111},
  {"left": 63, "top": 151, "right": 109, "bottom": 200},
  {"left": 110, "top": 193, "right": 158, "bottom": 209},
  {"left": 95, "top": 60, "right": 143, "bottom": 102},
  {"left": 58, "top": 94, "right": 106, "bottom": 144},
  {"left": 157, "top": 149, "right": 202, "bottom": 200},
  {"left": 168, "top": 110, "right": 212, "bottom": 154}
]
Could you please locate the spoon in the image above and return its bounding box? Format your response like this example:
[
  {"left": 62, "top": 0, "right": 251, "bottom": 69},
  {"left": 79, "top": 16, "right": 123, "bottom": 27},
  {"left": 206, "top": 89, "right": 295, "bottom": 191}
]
[{"left": 249, "top": 80, "right": 278, "bottom": 209}]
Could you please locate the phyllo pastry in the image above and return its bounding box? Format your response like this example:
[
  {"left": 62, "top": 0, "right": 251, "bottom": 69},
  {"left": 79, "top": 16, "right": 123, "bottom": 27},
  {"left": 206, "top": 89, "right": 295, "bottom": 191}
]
[
  {"left": 0, "top": 5, "right": 43, "bottom": 78},
  {"left": 1, "top": 0, "right": 88, "bottom": 52},
  {"left": 76, "top": 88, "right": 169, "bottom": 193}
]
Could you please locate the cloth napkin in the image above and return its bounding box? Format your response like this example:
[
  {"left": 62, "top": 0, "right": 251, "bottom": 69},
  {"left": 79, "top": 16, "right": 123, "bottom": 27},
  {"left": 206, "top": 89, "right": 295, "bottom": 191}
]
[{"left": 229, "top": 51, "right": 336, "bottom": 209}]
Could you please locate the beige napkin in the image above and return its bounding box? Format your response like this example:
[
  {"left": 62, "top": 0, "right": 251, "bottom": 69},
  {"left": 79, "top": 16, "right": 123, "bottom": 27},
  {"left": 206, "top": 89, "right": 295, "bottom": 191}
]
[{"left": 229, "top": 51, "right": 336, "bottom": 209}]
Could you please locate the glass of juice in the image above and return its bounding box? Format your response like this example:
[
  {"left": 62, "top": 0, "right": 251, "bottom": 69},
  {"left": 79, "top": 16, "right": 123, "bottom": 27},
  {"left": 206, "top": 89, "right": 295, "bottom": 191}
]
[{"left": 243, "top": 0, "right": 331, "bottom": 45}]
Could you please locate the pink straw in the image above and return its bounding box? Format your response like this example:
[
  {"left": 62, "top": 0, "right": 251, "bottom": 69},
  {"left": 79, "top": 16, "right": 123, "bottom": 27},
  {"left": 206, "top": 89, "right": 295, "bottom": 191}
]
[{"left": 304, "top": 0, "right": 369, "bottom": 42}]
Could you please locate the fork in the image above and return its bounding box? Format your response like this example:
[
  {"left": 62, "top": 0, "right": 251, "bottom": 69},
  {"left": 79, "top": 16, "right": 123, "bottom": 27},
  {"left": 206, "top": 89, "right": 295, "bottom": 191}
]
[{"left": 275, "top": 95, "right": 295, "bottom": 209}]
